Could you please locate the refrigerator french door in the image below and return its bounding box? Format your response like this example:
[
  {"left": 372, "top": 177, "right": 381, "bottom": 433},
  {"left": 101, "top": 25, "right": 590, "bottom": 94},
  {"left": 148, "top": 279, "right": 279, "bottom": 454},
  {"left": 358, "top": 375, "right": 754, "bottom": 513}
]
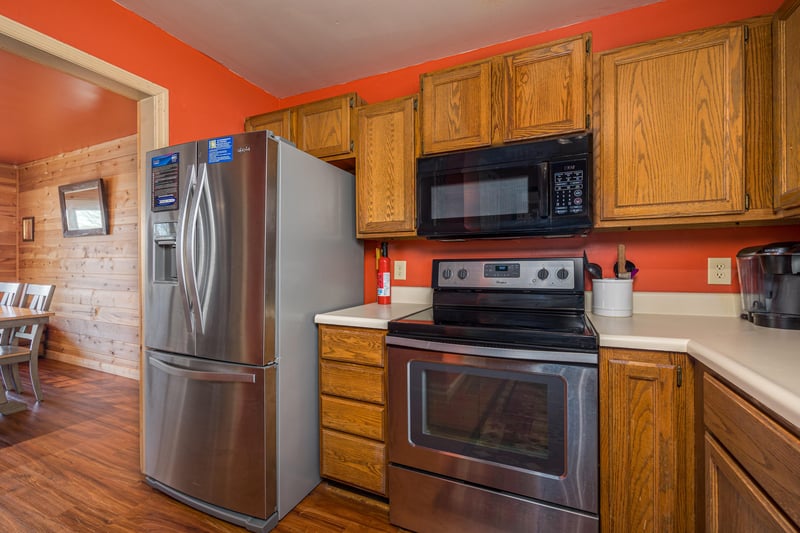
[
  {"left": 145, "top": 134, "right": 274, "bottom": 365},
  {"left": 144, "top": 350, "right": 276, "bottom": 520},
  {"left": 142, "top": 131, "right": 363, "bottom": 532}
]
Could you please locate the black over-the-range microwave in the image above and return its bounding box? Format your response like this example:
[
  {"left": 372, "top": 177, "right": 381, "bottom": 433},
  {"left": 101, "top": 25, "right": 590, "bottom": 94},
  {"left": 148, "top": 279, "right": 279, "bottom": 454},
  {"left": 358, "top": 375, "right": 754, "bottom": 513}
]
[{"left": 416, "top": 133, "right": 592, "bottom": 239}]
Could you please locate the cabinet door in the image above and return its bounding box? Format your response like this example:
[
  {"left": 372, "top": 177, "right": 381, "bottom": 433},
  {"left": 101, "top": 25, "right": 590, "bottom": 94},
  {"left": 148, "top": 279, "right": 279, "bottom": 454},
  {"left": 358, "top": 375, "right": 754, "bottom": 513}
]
[
  {"left": 420, "top": 59, "right": 492, "bottom": 154},
  {"left": 597, "top": 27, "right": 745, "bottom": 222},
  {"left": 244, "top": 109, "right": 293, "bottom": 140},
  {"left": 356, "top": 95, "right": 417, "bottom": 238},
  {"left": 703, "top": 372, "right": 800, "bottom": 526},
  {"left": 600, "top": 348, "right": 695, "bottom": 533},
  {"left": 295, "top": 93, "right": 362, "bottom": 159},
  {"left": 705, "top": 434, "right": 797, "bottom": 532},
  {"left": 774, "top": 0, "right": 800, "bottom": 213},
  {"left": 502, "top": 34, "right": 590, "bottom": 141}
]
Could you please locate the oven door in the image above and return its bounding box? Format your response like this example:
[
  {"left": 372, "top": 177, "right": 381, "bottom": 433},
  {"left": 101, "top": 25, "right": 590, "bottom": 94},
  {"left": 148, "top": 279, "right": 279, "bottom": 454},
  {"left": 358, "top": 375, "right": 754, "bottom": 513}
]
[{"left": 388, "top": 344, "right": 598, "bottom": 514}]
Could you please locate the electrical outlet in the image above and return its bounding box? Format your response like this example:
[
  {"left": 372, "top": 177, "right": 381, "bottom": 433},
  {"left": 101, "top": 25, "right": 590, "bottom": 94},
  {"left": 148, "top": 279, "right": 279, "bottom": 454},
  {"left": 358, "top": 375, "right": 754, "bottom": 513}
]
[
  {"left": 707, "top": 257, "right": 732, "bottom": 285},
  {"left": 394, "top": 260, "right": 407, "bottom": 280}
]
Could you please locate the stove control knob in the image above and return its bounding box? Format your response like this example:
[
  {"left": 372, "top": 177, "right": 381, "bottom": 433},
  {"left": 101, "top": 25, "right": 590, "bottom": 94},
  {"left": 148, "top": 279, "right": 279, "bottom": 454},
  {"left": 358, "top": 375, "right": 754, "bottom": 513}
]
[
  {"left": 557, "top": 268, "right": 570, "bottom": 280},
  {"left": 537, "top": 268, "right": 549, "bottom": 280},
  {"left": 442, "top": 268, "right": 452, "bottom": 280},
  {"left": 457, "top": 268, "right": 469, "bottom": 280}
]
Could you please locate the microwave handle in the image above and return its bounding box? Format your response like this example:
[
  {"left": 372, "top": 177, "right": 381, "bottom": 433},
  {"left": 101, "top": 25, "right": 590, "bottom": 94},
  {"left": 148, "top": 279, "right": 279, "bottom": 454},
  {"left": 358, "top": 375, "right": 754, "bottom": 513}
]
[{"left": 539, "top": 162, "right": 550, "bottom": 217}]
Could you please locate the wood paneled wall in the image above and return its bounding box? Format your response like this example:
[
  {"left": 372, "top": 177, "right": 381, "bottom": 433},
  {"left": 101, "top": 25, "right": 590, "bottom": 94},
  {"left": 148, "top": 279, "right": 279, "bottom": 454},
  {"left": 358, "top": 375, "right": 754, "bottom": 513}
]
[
  {"left": 0, "top": 164, "right": 18, "bottom": 281},
  {"left": 17, "top": 135, "right": 139, "bottom": 379}
]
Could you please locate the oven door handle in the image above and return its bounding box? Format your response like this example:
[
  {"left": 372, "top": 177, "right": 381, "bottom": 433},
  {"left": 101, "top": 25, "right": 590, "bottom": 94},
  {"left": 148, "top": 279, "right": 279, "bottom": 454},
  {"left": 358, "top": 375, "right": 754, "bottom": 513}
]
[{"left": 384, "top": 335, "right": 597, "bottom": 365}]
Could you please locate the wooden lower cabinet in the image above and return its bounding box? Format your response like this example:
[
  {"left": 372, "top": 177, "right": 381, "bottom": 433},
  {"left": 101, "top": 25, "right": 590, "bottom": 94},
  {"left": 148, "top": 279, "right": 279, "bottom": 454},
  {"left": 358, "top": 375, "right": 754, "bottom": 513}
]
[
  {"left": 599, "top": 347, "right": 695, "bottom": 532},
  {"left": 702, "top": 371, "right": 800, "bottom": 531},
  {"left": 318, "top": 324, "right": 388, "bottom": 496}
]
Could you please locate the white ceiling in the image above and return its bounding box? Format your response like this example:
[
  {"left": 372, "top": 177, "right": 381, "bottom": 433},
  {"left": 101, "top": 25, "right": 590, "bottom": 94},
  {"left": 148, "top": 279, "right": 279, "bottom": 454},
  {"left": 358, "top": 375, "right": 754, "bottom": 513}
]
[
  {"left": 2, "top": 0, "right": 661, "bottom": 165},
  {"left": 112, "top": 0, "right": 660, "bottom": 98}
]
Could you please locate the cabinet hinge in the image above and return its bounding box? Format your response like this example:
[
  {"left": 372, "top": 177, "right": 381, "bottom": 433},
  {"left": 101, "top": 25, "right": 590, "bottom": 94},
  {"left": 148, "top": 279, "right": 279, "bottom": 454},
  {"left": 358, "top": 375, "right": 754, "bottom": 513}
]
[
  {"left": 413, "top": 97, "right": 418, "bottom": 111},
  {"left": 586, "top": 114, "right": 591, "bottom": 129},
  {"left": 744, "top": 25, "right": 750, "bottom": 43},
  {"left": 585, "top": 37, "right": 592, "bottom": 54},
  {"left": 349, "top": 97, "right": 355, "bottom": 108},
  {"left": 677, "top": 365, "right": 683, "bottom": 388},
  {"left": 350, "top": 139, "right": 354, "bottom": 151},
  {"left": 745, "top": 193, "right": 751, "bottom": 211}
]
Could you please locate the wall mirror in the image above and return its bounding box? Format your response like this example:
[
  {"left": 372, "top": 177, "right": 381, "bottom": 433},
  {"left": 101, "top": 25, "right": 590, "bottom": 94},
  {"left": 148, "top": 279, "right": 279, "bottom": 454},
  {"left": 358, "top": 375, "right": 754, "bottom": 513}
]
[{"left": 58, "top": 179, "right": 109, "bottom": 237}]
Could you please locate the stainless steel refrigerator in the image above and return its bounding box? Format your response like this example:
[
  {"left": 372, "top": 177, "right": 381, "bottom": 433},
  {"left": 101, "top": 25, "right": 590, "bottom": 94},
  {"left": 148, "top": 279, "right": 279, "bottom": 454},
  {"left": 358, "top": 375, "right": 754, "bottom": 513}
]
[{"left": 142, "top": 131, "right": 363, "bottom": 532}]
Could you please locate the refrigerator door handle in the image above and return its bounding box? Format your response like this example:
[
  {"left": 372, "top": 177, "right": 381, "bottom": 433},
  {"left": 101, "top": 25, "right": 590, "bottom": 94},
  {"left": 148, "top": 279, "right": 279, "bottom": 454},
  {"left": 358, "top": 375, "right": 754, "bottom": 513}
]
[
  {"left": 185, "top": 163, "right": 204, "bottom": 333},
  {"left": 149, "top": 357, "right": 257, "bottom": 384},
  {"left": 176, "top": 163, "right": 197, "bottom": 332},
  {"left": 194, "top": 163, "right": 216, "bottom": 333}
]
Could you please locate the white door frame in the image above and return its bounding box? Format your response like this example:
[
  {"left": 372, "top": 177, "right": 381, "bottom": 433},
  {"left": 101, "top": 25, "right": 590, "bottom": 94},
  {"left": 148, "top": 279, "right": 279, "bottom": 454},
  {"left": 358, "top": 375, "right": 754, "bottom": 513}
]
[{"left": 0, "top": 14, "right": 169, "bottom": 381}]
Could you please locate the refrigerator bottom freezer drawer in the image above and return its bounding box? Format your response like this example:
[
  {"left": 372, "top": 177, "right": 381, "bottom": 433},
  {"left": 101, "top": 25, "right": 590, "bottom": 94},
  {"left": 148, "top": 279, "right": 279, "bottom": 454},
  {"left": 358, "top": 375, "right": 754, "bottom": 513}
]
[{"left": 144, "top": 350, "right": 276, "bottom": 520}]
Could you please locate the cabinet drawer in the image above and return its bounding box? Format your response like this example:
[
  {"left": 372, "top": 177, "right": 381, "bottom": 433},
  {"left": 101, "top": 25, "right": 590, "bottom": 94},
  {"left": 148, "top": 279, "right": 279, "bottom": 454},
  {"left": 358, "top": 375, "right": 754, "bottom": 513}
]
[
  {"left": 321, "top": 395, "right": 385, "bottom": 441},
  {"left": 319, "top": 325, "right": 386, "bottom": 367},
  {"left": 704, "top": 374, "right": 800, "bottom": 526},
  {"left": 705, "top": 433, "right": 797, "bottom": 532},
  {"left": 320, "top": 360, "right": 384, "bottom": 404},
  {"left": 321, "top": 429, "right": 386, "bottom": 495}
]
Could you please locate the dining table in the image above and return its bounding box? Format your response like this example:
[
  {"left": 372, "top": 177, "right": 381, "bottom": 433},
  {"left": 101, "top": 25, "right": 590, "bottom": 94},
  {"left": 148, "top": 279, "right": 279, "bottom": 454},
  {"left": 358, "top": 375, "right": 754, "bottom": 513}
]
[{"left": 0, "top": 305, "right": 54, "bottom": 415}]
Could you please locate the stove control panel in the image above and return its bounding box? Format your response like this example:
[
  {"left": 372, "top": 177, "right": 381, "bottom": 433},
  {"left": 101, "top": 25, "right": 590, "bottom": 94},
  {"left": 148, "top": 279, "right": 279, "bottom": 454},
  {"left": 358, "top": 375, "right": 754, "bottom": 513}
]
[{"left": 435, "top": 258, "right": 580, "bottom": 290}]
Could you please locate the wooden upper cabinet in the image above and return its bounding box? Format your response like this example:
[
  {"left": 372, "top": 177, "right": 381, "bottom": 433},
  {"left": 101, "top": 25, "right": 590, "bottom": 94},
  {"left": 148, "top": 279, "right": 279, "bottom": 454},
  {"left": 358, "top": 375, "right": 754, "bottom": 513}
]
[
  {"left": 420, "top": 59, "right": 492, "bottom": 155},
  {"left": 420, "top": 34, "right": 591, "bottom": 155},
  {"left": 596, "top": 26, "right": 747, "bottom": 223},
  {"left": 295, "top": 92, "right": 364, "bottom": 160},
  {"left": 774, "top": 0, "right": 800, "bottom": 214},
  {"left": 502, "top": 33, "right": 590, "bottom": 141},
  {"left": 356, "top": 95, "right": 417, "bottom": 238},
  {"left": 243, "top": 108, "right": 292, "bottom": 140}
]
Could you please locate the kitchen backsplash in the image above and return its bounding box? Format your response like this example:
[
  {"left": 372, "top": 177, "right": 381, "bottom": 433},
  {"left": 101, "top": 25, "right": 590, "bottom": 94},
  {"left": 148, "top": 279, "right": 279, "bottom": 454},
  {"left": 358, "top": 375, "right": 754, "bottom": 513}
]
[{"left": 362, "top": 224, "right": 800, "bottom": 303}]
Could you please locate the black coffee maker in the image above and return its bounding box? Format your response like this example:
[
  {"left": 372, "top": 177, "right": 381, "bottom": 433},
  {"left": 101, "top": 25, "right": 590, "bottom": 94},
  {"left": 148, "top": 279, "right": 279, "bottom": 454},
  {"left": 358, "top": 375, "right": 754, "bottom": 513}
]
[{"left": 736, "top": 242, "right": 800, "bottom": 330}]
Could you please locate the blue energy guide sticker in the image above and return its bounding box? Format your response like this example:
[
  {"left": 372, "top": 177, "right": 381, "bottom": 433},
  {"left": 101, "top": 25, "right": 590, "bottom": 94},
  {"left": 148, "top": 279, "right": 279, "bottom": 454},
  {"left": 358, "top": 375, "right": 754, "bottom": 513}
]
[
  {"left": 155, "top": 195, "right": 177, "bottom": 207},
  {"left": 208, "top": 136, "right": 234, "bottom": 163}
]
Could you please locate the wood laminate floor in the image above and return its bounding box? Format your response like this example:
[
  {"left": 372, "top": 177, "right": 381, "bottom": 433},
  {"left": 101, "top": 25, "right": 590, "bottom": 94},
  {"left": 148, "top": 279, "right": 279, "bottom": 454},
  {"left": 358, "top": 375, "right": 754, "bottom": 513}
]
[{"left": 0, "top": 358, "right": 404, "bottom": 532}]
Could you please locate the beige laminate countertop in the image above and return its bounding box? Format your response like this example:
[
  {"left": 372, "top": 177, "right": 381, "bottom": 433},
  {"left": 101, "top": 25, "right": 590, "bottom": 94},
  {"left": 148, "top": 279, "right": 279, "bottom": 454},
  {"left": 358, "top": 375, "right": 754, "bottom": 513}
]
[
  {"left": 590, "top": 312, "right": 800, "bottom": 431},
  {"left": 315, "top": 301, "right": 799, "bottom": 431},
  {"left": 314, "top": 302, "right": 430, "bottom": 329}
]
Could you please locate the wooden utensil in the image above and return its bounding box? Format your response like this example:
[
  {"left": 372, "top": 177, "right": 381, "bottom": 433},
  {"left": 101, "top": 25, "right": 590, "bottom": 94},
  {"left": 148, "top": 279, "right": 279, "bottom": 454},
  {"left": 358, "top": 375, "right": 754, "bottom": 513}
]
[{"left": 617, "top": 244, "right": 631, "bottom": 279}]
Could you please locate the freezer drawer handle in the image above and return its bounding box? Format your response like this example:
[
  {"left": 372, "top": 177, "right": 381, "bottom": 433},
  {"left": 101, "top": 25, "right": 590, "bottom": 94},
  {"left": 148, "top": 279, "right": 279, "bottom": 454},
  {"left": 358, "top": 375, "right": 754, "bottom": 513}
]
[{"left": 150, "top": 357, "right": 256, "bottom": 383}]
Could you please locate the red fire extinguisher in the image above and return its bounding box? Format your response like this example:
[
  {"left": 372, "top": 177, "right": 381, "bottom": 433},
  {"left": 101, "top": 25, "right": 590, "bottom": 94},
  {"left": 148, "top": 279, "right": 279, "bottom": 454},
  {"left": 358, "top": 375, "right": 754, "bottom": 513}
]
[{"left": 377, "top": 242, "right": 391, "bottom": 305}]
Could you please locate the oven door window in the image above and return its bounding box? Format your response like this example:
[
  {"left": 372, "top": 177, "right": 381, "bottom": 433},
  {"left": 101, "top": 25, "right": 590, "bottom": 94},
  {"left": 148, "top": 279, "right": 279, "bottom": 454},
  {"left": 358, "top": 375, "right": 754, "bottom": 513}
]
[{"left": 408, "top": 361, "right": 565, "bottom": 475}]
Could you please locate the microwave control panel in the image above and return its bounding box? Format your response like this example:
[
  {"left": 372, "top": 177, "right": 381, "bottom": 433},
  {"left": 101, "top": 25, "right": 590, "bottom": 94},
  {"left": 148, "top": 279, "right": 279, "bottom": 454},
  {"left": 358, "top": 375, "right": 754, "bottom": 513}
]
[{"left": 551, "top": 159, "right": 587, "bottom": 216}]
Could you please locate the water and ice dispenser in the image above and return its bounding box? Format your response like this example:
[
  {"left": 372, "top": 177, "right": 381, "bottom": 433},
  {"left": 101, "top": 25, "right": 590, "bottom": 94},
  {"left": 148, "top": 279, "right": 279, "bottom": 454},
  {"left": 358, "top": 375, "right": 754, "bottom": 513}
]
[
  {"left": 153, "top": 222, "right": 177, "bottom": 282},
  {"left": 150, "top": 152, "right": 180, "bottom": 284}
]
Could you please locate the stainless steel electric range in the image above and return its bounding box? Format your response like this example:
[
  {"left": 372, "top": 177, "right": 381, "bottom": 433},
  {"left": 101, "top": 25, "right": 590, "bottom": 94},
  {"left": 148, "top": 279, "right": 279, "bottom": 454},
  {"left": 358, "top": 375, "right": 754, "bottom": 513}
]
[{"left": 386, "top": 257, "right": 599, "bottom": 533}]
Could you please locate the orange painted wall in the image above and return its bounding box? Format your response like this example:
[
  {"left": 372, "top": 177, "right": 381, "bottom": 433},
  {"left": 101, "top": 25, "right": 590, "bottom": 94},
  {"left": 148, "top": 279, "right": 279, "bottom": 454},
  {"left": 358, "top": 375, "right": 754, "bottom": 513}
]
[
  {"left": 0, "top": 0, "right": 279, "bottom": 145},
  {"left": 361, "top": 225, "right": 800, "bottom": 300},
  {"left": 2, "top": 0, "right": 797, "bottom": 302}
]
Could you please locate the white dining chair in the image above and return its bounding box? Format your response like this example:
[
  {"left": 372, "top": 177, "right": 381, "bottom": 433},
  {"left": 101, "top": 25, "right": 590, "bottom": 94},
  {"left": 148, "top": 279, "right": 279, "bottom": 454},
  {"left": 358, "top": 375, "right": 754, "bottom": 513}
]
[
  {"left": 0, "top": 282, "right": 24, "bottom": 336},
  {"left": 0, "top": 283, "right": 55, "bottom": 402},
  {"left": 0, "top": 282, "right": 24, "bottom": 391}
]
